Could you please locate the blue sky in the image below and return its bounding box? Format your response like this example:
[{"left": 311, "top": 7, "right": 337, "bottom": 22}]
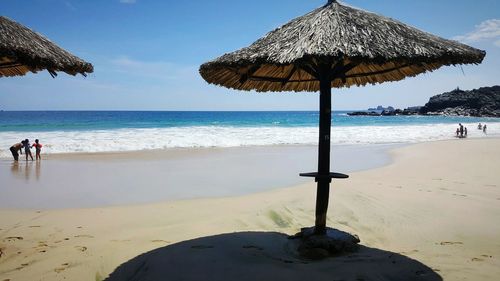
[{"left": 1, "top": 0, "right": 499, "bottom": 111}]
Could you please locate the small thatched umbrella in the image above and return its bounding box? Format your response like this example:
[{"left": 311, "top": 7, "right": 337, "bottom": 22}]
[
  {"left": 200, "top": 0, "right": 485, "bottom": 237},
  {"left": 0, "top": 16, "right": 93, "bottom": 77}
]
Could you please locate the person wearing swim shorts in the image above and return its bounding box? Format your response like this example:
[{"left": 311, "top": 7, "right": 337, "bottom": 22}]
[{"left": 9, "top": 142, "right": 23, "bottom": 161}]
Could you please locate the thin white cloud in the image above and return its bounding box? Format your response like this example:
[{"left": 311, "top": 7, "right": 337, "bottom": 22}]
[
  {"left": 453, "top": 19, "right": 500, "bottom": 44},
  {"left": 495, "top": 39, "right": 500, "bottom": 47},
  {"left": 119, "top": 0, "right": 136, "bottom": 4},
  {"left": 63, "top": 1, "right": 77, "bottom": 11},
  {"left": 110, "top": 57, "right": 197, "bottom": 81}
]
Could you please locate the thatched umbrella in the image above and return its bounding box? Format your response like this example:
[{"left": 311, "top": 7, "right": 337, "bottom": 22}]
[
  {"left": 199, "top": 0, "right": 485, "bottom": 236},
  {"left": 0, "top": 16, "right": 93, "bottom": 77}
]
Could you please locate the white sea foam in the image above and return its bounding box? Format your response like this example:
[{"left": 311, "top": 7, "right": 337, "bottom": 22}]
[{"left": 1, "top": 122, "right": 499, "bottom": 158}]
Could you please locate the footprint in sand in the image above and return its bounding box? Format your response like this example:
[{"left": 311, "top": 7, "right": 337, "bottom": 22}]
[
  {"left": 432, "top": 268, "right": 441, "bottom": 272},
  {"left": 15, "top": 262, "right": 31, "bottom": 270},
  {"left": 400, "top": 250, "right": 419, "bottom": 255},
  {"left": 35, "top": 242, "right": 49, "bottom": 253},
  {"left": 54, "top": 263, "right": 70, "bottom": 273},
  {"left": 471, "top": 255, "right": 494, "bottom": 261},
  {"left": 28, "top": 225, "right": 41, "bottom": 228},
  {"left": 438, "top": 241, "right": 463, "bottom": 246},
  {"left": 3, "top": 237, "right": 23, "bottom": 242},
  {"left": 75, "top": 246, "right": 87, "bottom": 252},
  {"left": 74, "top": 234, "right": 94, "bottom": 238},
  {"left": 151, "top": 240, "right": 170, "bottom": 244}
]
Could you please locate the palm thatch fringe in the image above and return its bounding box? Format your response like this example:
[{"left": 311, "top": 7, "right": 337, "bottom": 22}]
[
  {"left": 0, "top": 16, "right": 93, "bottom": 77},
  {"left": 200, "top": 0, "right": 485, "bottom": 92}
]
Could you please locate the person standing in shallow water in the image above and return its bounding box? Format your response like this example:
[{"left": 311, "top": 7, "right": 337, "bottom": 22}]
[
  {"left": 459, "top": 123, "right": 464, "bottom": 138},
  {"left": 32, "top": 139, "right": 43, "bottom": 161},
  {"left": 9, "top": 141, "right": 23, "bottom": 161},
  {"left": 23, "top": 139, "right": 34, "bottom": 161}
]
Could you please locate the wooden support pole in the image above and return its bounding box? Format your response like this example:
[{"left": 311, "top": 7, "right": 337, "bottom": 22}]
[{"left": 314, "top": 68, "right": 332, "bottom": 235}]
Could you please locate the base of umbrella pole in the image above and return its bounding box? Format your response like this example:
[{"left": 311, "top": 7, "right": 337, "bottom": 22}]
[
  {"left": 314, "top": 179, "right": 330, "bottom": 235},
  {"left": 299, "top": 172, "right": 350, "bottom": 233},
  {"left": 289, "top": 227, "right": 360, "bottom": 260}
]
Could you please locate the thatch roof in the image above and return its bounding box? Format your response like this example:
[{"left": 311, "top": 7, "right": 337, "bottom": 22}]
[
  {"left": 199, "top": 0, "right": 486, "bottom": 92},
  {"left": 0, "top": 16, "right": 93, "bottom": 77}
]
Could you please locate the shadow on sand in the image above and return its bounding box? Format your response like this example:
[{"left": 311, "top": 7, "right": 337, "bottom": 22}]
[{"left": 105, "top": 232, "right": 442, "bottom": 281}]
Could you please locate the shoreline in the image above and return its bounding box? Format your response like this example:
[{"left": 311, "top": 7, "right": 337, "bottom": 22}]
[{"left": 1, "top": 118, "right": 499, "bottom": 159}]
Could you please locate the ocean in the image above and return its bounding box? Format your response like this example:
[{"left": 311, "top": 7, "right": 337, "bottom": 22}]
[{"left": 1, "top": 111, "right": 499, "bottom": 158}]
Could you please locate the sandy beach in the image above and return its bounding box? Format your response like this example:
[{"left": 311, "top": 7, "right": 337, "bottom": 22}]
[{"left": 1, "top": 138, "right": 499, "bottom": 280}]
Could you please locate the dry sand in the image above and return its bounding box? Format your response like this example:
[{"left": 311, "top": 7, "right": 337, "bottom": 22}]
[{"left": 0, "top": 139, "right": 499, "bottom": 280}]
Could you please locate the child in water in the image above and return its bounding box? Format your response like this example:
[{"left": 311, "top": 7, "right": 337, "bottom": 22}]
[
  {"left": 23, "top": 139, "right": 33, "bottom": 161},
  {"left": 32, "top": 139, "right": 43, "bottom": 160}
]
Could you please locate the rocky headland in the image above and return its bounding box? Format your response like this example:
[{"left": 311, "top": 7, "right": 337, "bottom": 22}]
[
  {"left": 348, "top": 86, "right": 500, "bottom": 117},
  {"left": 419, "top": 86, "right": 500, "bottom": 117}
]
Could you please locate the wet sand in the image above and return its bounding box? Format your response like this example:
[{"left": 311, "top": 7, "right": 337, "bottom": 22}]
[
  {"left": 0, "top": 144, "right": 397, "bottom": 208},
  {"left": 0, "top": 139, "right": 499, "bottom": 281}
]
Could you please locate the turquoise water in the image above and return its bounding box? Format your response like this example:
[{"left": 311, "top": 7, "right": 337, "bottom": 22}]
[
  {"left": 1, "top": 110, "right": 498, "bottom": 132},
  {"left": 0, "top": 111, "right": 498, "bottom": 157}
]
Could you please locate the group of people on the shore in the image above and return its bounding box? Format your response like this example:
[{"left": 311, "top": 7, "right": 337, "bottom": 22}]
[
  {"left": 477, "top": 123, "right": 487, "bottom": 133},
  {"left": 455, "top": 123, "right": 487, "bottom": 138},
  {"left": 9, "top": 139, "right": 42, "bottom": 161},
  {"left": 456, "top": 123, "right": 467, "bottom": 138}
]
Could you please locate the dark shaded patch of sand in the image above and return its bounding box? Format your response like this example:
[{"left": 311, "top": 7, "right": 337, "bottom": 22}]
[{"left": 105, "top": 232, "right": 442, "bottom": 281}]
